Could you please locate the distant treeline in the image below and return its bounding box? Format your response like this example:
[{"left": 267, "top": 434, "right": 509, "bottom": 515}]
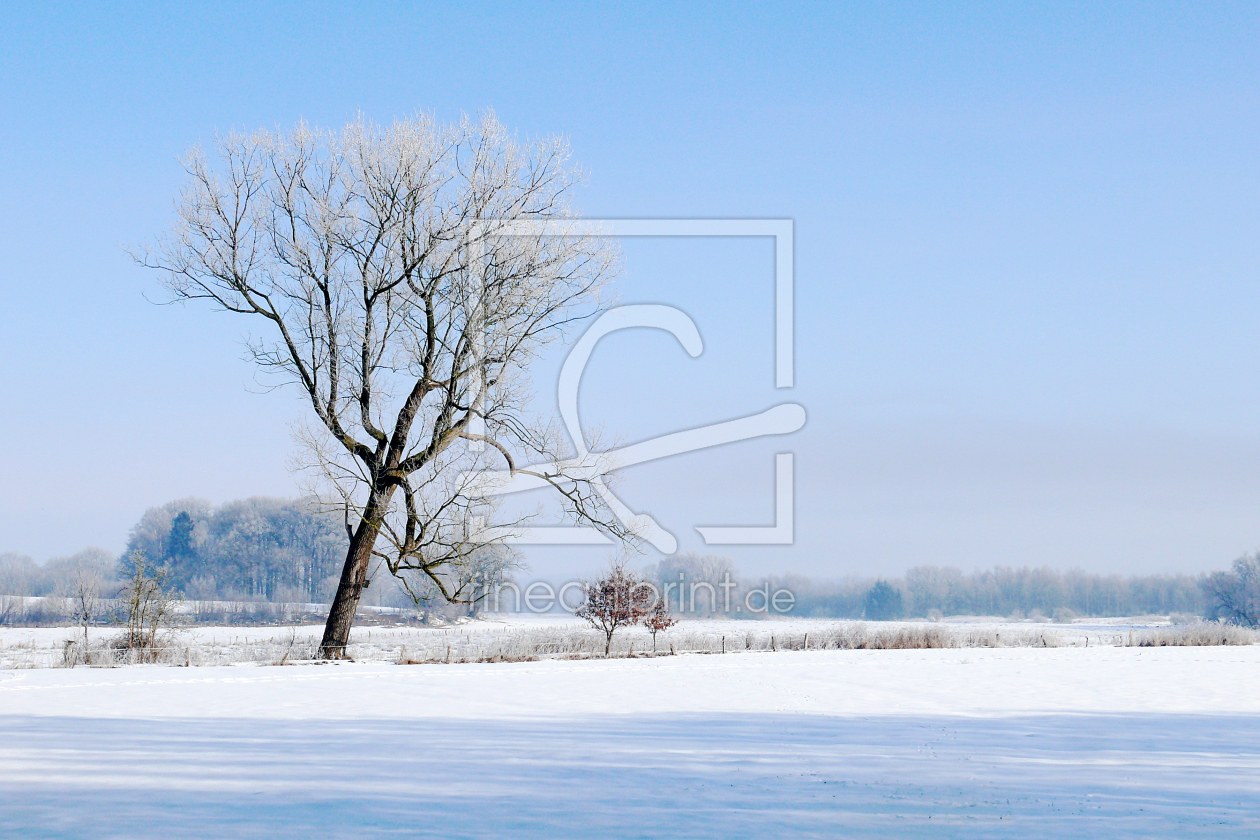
[
  {"left": 746, "top": 565, "right": 1206, "bottom": 619},
  {"left": 0, "top": 495, "right": 477, "bottom": 614},
  {"left": 0, "top": 503, "right": 1220, "bottom": 621},
  {"left": 122, "top": 497, "right": 349, "bottom": 603},
  {"left": 640, "top": 555, "right": 1207, "bottom": 620},
  {"left": 0, "top": 548, "right": 120, "bottom": 599}
]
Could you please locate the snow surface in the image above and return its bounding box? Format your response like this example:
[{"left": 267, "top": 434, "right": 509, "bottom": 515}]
[{"left": 3, "top": 644, "right": 1260, "bottom": 837}]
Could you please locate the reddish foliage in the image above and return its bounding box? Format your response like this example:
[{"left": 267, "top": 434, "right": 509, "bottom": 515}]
[
  {"left": 575, "top": 564, "right": 655, "bottom": 656},
  {"left": 643, "top": 598, "right": 677, "bottom": 650}
]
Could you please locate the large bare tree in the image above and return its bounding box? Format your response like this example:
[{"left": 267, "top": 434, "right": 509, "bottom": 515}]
[{"left": 143, "top": 112, "right": 626, "bottom": 656}]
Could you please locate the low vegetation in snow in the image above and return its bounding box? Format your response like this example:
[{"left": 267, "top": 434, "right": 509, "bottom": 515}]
[{"left": 2, "top": 618, "right": 1255, "bottom": 670}]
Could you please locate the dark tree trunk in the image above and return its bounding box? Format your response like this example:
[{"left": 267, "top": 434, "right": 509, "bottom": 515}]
[{"left": 319, "top": 491, "right": 393, "bottom": 658}]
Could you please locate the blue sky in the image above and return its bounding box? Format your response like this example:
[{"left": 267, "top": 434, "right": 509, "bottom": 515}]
[{"left": 1, "top": 2, "right": 1258, "bottom": 577}]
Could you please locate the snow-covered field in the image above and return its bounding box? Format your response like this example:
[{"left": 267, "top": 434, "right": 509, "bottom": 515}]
[{"left": 3, "top": 625, "right": 1259, "bottom": 838}]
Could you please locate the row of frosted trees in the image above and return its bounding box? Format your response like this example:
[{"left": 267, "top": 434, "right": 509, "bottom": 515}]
[
  {"left": 123, "top": 497, "right": 348, "bottom": 603},
  {"left": 642, "top": 555, "right": 1208, "bottom": 620},
  {"left": 758, "top": 565, "right": 1206, "bottom": 619}
]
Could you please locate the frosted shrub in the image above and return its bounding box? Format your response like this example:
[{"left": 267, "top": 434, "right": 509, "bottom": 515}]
[
  {"left": 115, "top": 551, "right": 181, "bottom": 663},
  {"left": 1135, "top": 622, "right": 1258, "bottom": 647}
]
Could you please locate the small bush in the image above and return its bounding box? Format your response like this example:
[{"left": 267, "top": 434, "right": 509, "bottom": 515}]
[{"left": 115, "top": 550, "right": 180, "bottom": 662}]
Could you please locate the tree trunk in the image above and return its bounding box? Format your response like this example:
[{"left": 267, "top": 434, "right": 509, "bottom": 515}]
[{"left": 319, "top": 493, "right": 392, "bottom": 658}]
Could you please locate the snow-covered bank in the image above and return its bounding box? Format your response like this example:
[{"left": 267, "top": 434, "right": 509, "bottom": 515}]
[
  {"left": 4, "top": 646, "right": 1260, "bottom": 719},
  {"left": 3, "top": 647, "right": 1260, "bottom": 837}
]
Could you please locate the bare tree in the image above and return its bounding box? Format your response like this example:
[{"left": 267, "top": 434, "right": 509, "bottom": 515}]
[
  {"left": 643, "top": 595, "right": 676, "bottom": 651},
  {"left": 576, "top": 563, "right": 653, "bottom": 657},
  {"left": 119, "top": 550, "right": 180, "bottom": 662},
  {"left": 142, "top": 113, "right": 630, "bottom": 657},
  {"left": 1203, "top": 553, "right": 1260, "bottom": 627},
  {"left": 403, "top": 544, "right": 522, "bottom": 620},
  {"left": 0, "top": 552, "right": 38, "bottom": 626},
  {"left": 0, "top": 552, "right": 41, "bottom": 597},
  {"left": 57, "top": 559, "right": 104, "bottom": 663},
  {"left": 655, "top": 553, "right": 737, "bottom": 615}
]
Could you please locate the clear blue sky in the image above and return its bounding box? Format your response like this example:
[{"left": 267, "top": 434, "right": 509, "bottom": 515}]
[{"left": 1, "top": 2, "right": 1258, "bottom": 577}]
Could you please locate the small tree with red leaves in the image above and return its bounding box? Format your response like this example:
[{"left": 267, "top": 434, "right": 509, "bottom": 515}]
[
  {"left": 643, "top": 597, "right": 677, "bottom": 652},
  {"left": 576, "top": 563, "right": 654, "bottom": 657}
]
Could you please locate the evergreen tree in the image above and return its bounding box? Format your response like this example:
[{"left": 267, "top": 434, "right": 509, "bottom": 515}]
[
  {"left": 164, "top": 510, "right": 198, "bottom": 588},
  {"left": 863, "top": 580, "right": 904, "bottom": 621}
]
